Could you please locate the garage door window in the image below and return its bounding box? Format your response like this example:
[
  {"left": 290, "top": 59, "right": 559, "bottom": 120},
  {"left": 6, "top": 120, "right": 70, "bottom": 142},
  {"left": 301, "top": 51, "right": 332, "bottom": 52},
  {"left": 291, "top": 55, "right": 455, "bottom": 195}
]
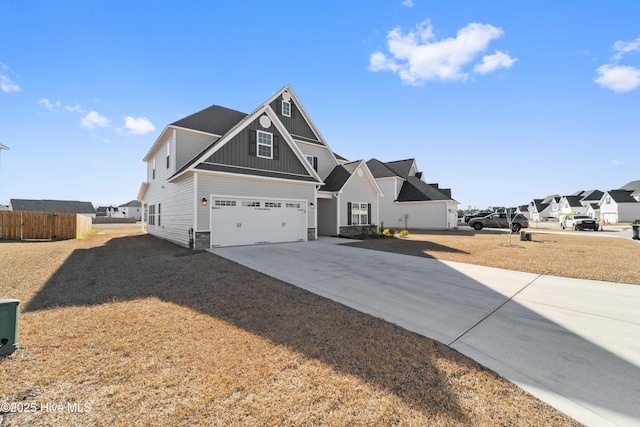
[
  {"left": 214, "top": 200, "right": 236, "bottom": 207},
  {"left": 242, "top": 201, "right": 261, "bottom": 207},
  {"left": 265, "top": 202, "right": 282, "bottom": 208}
]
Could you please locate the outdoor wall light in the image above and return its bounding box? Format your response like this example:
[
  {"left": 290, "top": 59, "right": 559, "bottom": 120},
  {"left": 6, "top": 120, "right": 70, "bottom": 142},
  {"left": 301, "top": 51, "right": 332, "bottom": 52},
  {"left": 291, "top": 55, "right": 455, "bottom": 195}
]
[
  {"left": 201, "top": 197, "right": 207, "bottom": 206},
  {"left": 309, "top": 202, "right": 314, "bottom": 209}
]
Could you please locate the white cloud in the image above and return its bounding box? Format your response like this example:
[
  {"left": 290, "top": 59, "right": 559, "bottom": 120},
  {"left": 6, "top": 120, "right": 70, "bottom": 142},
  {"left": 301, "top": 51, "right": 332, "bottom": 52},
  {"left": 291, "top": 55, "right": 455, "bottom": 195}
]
[
  {"left": 369, "top": 20, "right": 515, "bottom": 85},
  {"left": 474, "top": 50, "right": 517, "bottom": 74},
  {"left": 122, "top": 116, "right": 155, "bottom": 135},
  {"left": 64, "top": 103, "right": 85, "bottom": 113},
  {"left": 607, "top": 160, "right": 625, "bottom": 166},
  {"left": 401, "top": 0, "right": 415, "bottom": 7},
  {"left": 594, "top": 64, "right": 640, "bottom": 92},
  {"left": 38, "top": 98, "right": 61, "bottom": 111},
  {"left": 0, "top": 75, "right": 20, "bottom": 93},
  {"left": 612, "top": 36, "right": 640, "bottom": 61},
  {"left": 81, "top": 111, "right": 110, "bottom": 129}
]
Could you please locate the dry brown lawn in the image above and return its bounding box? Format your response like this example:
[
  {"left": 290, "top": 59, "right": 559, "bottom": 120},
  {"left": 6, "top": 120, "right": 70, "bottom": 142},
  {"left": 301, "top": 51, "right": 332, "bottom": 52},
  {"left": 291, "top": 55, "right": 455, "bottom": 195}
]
[
  {"left": 347, "top": 228, "right": 640, "bottom": 285},
  {"left": 0, "top": 225, "right": 582, "bottom": 426}
]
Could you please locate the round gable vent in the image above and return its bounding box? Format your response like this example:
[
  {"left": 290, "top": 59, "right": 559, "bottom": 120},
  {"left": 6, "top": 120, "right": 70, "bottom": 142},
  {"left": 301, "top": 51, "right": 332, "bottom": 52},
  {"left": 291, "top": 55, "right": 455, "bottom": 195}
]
[
  {"left": 357, "top": 168, "right": 363, "bottom": 177},
  {"left": 282, "top": 92, "right": 291, "bottom": 102},
  {"left": 259, "top": 115, "right": 271, "bottom": 128}
]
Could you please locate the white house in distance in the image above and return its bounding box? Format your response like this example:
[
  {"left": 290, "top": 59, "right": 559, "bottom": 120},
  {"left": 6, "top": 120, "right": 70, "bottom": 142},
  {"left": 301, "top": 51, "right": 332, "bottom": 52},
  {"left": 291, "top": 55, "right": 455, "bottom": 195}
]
[
  {"left": 599, "top": 189, "right": 640, "bottom": 223},
  {"left": 119, "top": 200, "right": 142, "bottom": 220},
  {"left": 138, "top": 85, "right": 457, "bottom": 249}
]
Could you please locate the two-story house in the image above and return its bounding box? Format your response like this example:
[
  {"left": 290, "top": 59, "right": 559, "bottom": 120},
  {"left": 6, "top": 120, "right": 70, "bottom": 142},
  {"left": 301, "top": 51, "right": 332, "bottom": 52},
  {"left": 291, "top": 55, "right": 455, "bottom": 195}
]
[{"left": 138, "top": 85, "right": 456, "bottom": 248}]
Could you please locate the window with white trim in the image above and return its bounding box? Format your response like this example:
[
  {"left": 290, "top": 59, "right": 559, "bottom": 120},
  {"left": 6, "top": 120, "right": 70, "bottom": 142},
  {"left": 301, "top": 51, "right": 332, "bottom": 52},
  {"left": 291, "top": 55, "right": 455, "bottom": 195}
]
[
  {"left": 257, "top": 130, "right": 273, "bottom": 159},
  {"left": 148, "top": 204, "right": 156, "bottom": 225},
  {"left": 166, "top": 141, "right": 171, "bottom": 169},
  {"left": 152, "top": 158, "right": 156, "bottom": 179},
  {"left": 282, "top": 100, "right": 291, "bottom": 117},
  {"left": 351, "top": 202, "right": 369, "bottom": 225}
]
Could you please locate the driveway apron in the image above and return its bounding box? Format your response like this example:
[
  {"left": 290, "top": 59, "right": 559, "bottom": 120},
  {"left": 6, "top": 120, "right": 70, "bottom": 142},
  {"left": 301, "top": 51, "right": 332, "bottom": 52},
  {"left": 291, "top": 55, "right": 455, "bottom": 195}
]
[{"left": 211, "top": 237, "right": 640, "bottom": 427}]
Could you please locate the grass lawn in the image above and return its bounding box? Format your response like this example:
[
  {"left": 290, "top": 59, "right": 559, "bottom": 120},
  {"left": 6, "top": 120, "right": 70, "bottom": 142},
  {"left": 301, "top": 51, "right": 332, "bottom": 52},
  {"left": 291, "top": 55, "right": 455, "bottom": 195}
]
[{"left": 0, "top": 225, "right": 583, "bottom": 426}]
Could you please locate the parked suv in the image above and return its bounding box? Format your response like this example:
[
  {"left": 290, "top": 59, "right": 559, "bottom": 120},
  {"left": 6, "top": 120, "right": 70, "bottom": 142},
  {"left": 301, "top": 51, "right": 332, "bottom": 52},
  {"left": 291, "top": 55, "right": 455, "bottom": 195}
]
[
  {"left": 463, "top": 210, "right": 493, "bottom": 223},
  {"left": 468, "top": 213, "right": 529, "bottom": 232},
  {"left": 560, "top": 214, "right": 599, "bottom": 231}
]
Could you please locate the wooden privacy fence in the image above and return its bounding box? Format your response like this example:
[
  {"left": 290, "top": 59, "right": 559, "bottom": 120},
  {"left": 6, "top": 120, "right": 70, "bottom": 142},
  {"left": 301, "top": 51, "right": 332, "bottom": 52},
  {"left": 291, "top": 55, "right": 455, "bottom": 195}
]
[{"left": 0, "top": 211, "right": 93, "bottom": 241}]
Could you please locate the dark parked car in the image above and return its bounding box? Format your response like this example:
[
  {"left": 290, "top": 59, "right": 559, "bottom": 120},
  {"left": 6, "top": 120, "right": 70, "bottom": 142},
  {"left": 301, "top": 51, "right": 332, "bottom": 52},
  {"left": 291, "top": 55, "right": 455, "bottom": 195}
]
[
  {"left": 464, "top": 210, "right": 493, "bottom": 223},
  {"left": 467, "top": 213, "right": 529, "bottom": 232}
]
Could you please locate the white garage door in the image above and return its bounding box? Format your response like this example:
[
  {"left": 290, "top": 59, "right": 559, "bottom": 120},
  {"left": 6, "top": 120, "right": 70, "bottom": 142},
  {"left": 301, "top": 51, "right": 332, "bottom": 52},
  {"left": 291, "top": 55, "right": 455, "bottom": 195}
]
[{"left": 210, "top": 197, "right": 307, "bottom": 247}]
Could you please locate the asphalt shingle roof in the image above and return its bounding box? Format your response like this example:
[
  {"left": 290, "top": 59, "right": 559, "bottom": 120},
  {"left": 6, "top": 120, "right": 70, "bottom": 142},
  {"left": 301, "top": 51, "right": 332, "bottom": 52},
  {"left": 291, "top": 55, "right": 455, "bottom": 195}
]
[
  {"left": 606, "top": 190, "right": 638, "bottom": 203},
  {"left": 320, "top": 161, "right": 362, "bottom": 192},
  {"left": 10, "top": 199, "right": 96, "bottom": 214},
  {"left": 171, "top": 105, "right": 248, "bottom": 136}
]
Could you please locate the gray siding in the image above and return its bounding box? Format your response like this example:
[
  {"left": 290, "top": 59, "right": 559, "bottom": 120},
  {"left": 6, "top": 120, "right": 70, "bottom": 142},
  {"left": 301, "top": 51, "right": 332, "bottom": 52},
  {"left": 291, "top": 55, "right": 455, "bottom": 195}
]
[
  {"left": 176, "top": 130, "right": 217, "bottom": 171},
  {"left": 205, "top": 118, "right": 309, "bottom": 176},
  {"left": 196, "top": 174, "right": 315, "bottom": 231},
  {"left": 269, "top": 99, "right": 321, "bottom": 143}
]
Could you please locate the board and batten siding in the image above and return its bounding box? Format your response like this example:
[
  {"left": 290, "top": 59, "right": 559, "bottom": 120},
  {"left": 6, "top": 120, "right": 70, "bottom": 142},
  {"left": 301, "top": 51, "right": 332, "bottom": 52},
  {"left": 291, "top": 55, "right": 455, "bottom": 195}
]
[
  {"left": 269, "top": 98, "right": 320, "bottom": 143},
  {"left": 196, "top": 174, "right": 316, "bottom": 231},
  {"left": 175, "top": 130, "right": 218, "bottom": 171},
  {"left": 205, "top": 120, "right": 309, "bottom": 176},
  {"left": 339, "top": 170, "right": 379, "bottom": 226}
]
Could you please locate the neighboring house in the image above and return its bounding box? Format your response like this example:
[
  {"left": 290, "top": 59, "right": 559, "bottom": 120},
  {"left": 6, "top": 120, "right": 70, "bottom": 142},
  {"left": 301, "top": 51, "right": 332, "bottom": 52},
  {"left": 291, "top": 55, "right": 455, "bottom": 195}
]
[
  {"left": 366, "top": 158, "right": 458, "bottom": 230},
  {"left": 619, "top": 180, "right": 640, "bottom": 202},
  {"left": 96, "top": 206, "right": 119, "bottom": 217},
  {"left": 542, "top": 194, "right": 562, "bottom": 218},
  {"left": 599, "top": 190, "right": 640, "bottom": 223},
  {"left": 585, "top": 203, "right": 600, "bottom": 220},
  {"left": 119, "top": 200, "right": 142, "bottom": 220},
  {"left": 138, "top": 85, "right": 456, "bottom": 249},
  {"left": 10, "top": 199, "right": 96, "bottom": 218},
  {"left": 559, "top": 195, "right": 587, "bottom": 215},
  {"left": 528, "top": 199, "right": 552, "bottom": 221},
  {"left": 577, "top": 189, "right": 604, "bottom": 207}
]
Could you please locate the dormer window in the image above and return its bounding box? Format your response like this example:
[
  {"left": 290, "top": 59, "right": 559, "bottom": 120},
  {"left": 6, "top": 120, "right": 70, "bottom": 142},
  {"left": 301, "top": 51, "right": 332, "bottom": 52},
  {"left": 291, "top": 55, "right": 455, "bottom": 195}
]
[
  {"left": 282, "top": 100, "right": 291, "bottom": 117},
  {"left": 257, "top": 130, "right": 273, "bottom": 159}
]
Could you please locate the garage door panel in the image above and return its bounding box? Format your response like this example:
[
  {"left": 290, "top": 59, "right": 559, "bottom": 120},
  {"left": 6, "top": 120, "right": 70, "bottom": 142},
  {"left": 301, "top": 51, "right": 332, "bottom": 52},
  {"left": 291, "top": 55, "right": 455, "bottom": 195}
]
[{"left": 210, "top": 197, "right": 306, "bottom": 247}]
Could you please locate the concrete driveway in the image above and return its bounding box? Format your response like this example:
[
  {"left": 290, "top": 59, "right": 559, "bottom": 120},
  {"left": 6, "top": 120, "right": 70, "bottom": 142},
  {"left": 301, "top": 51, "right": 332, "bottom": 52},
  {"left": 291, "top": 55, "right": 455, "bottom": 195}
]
[{"left": 211, "top": 237, "right": 640, "bottom": 427}]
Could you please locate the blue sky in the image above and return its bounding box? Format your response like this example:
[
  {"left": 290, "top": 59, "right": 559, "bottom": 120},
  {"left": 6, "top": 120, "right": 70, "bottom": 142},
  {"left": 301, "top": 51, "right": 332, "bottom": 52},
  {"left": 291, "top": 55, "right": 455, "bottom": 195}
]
[{"left": 1, "top": 1, "right": 639, "bottom": 210}]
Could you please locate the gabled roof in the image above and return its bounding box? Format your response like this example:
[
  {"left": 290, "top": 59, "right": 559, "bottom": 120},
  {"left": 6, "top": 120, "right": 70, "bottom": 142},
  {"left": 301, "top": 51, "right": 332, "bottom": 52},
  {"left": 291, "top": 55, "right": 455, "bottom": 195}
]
[
  {"left": 320, "top": 161, "right": 360, "bottom": 192},
  {"left": 562, "top": 195, "right": 583, "bottom": 207},
  {"left": 170, "top": 105, "right": 247, "bottom": 136},
  {"left": 119, "top": 200, "right": 142, "bottom": 208},
  {"left": 383, "top": 159, "right": 415, "bottom": 178},
  {"left": 366, "top": 158, "right": 400, "bottom": 178},
  {"left": 397, "top": 177, "right": 452, "bottom": 202},
  {"left": 541, "top": 194, "right": 560, "bottom": 204},
  {"left": 605, "top": 189, "right": 638, "bottom": 203},
  {"left": 579, "top": 189, "right": 604, "bottom": 202},
  {"left": 170, "top": 96, "right": 323, "bottom": 185},
  {"left": 10, "top": 199, "right": 96, "bottom": 214},
  {"left": 619, "top": 180, "right": 640, "bottom": 192}
]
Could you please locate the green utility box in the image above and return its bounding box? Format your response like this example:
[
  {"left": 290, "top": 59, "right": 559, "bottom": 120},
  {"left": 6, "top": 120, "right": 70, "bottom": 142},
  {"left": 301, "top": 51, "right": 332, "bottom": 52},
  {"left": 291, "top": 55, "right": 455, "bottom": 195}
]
[
  {"left": 0, "top": 299, "right": 20, "bottom": 356},
  {"left": 520, "top": 231, "right": 532, "bottom": 241}
]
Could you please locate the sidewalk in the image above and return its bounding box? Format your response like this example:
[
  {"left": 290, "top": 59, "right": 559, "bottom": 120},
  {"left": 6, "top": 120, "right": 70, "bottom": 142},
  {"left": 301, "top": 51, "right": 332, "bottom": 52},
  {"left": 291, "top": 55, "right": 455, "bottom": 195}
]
[{"left": 211, "top": 238, "right": 640, "bottom": 426}]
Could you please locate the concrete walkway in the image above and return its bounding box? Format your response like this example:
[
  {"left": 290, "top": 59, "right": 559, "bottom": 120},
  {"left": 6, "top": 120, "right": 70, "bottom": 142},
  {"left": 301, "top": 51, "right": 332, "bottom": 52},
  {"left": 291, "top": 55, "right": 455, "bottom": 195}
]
[{"left": 210, "top": 237, "right": 640, "bottom": 427}]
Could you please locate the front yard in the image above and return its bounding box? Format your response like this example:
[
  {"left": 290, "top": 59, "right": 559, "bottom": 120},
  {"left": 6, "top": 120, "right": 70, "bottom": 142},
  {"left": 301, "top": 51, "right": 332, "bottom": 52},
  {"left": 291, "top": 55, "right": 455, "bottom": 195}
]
[{"left": 0, "top": 225, "right": 581, "bottom": 426}]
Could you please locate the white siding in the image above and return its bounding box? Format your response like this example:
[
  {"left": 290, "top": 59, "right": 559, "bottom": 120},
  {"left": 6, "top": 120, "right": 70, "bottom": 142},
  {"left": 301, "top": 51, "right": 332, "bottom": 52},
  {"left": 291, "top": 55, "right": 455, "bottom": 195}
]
[
  {"left": 340, "top": 170, "right": 379, "bottom": 226},
  {"left": 175, "top": 130, "right": 218, "bottom": 171},
  {"left": 380, "top": 200, "right": 451, "bottom": 229},
  {"left": 196, "top": 173, "right": 315, "bottom": 231},
  {"left": 144, "top": 143, "right": 195, "bottom": 247},
  {"left": 297, "top": 142, "right": 337, "bottom": 180}
]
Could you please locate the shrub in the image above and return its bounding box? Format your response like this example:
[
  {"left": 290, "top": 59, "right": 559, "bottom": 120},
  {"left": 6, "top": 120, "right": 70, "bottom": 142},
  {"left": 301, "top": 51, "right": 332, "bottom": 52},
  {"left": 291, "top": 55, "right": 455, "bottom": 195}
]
[{"left": 398, "top": 229, "right": 409, "bottom": 238}]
